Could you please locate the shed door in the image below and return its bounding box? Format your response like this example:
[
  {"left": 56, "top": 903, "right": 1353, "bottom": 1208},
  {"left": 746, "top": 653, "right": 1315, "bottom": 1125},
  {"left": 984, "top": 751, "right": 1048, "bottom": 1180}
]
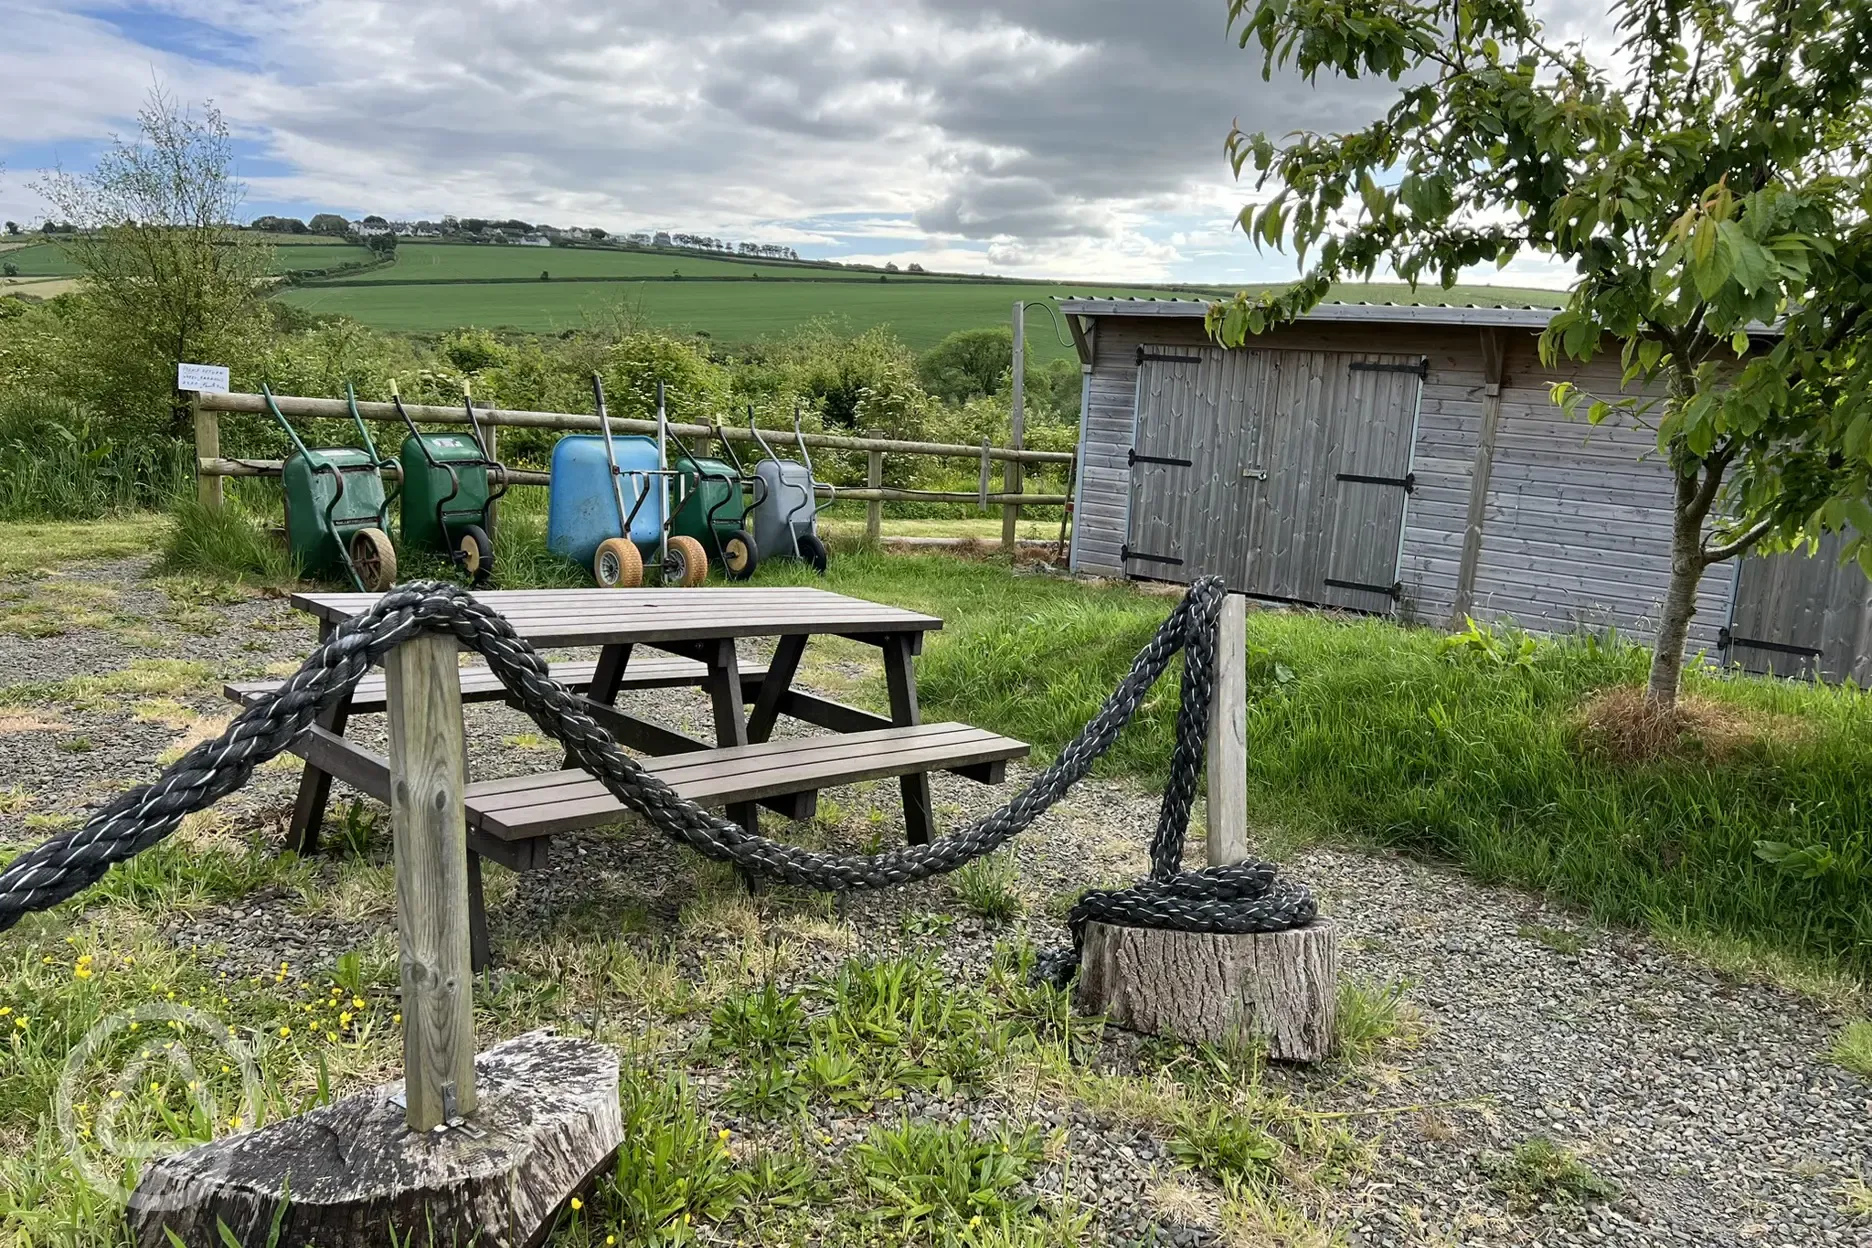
[
  {"left": 1726, "top": 535, "right": 1872, "bottom": 683},
  {"left": 1317, "top": 357, "right": 1426, "bottom": 612},
  {"left": 1124, "top": 345, "right": 1423, "bottom": 609}
]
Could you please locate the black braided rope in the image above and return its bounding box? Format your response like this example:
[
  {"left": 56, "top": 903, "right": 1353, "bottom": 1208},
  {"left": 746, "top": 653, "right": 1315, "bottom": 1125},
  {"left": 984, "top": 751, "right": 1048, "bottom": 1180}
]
[{"left": 0, "top": 576, "right": 1314, "bottom": 971}]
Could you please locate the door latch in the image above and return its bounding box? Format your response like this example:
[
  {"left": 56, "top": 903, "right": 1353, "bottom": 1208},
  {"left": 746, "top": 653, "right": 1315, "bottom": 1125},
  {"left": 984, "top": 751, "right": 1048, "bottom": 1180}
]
[{"left": 1241, "top": 468, "right": 1268, "bottom": 481}]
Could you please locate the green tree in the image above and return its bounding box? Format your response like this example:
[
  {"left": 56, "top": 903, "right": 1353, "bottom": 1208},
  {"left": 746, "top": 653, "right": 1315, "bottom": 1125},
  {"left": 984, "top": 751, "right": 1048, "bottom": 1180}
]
[
  {"left": 34, "top": 88, "right": 273, "bottom": 431},
  {"left": 1213, "top": 0, "right": 1872, "bottom": 708},
  {"left": 1, "top": 262, "right": 15, "bottom": 279},
  {"left": 309, "top": 213, "right": 350, "bottom": 236},
  {"left": 918, "top": 327, "right": 1019, "bottom": 404}
]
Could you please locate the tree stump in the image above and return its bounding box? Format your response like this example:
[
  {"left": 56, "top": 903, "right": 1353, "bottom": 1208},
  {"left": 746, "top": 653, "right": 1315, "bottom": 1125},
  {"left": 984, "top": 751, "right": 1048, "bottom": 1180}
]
[
  {"left": 128, "top": 1030, "right": 622, "bottom": 1248},
  {"left": 1076, "top": 920, "right": 1339, "bottom": 1061}
]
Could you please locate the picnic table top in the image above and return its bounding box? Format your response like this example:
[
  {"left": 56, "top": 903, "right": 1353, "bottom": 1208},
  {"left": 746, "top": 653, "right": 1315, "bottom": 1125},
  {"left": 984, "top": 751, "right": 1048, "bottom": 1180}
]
[{"left": 288, "top": 586, "right": 944, "bottom": 647}]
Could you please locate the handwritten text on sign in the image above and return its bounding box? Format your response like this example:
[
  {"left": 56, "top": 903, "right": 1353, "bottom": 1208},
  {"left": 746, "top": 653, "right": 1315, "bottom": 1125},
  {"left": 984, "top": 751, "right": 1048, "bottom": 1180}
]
[{"left": 177, "top": 363, "right": 231, "bottom": 393}]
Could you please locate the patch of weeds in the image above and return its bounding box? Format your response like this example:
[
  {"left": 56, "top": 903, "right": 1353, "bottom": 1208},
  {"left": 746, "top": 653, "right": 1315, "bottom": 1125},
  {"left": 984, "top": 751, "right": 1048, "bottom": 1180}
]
[
  {"left": 23, "top": 812, "right": 76, "bottom": 831},
  {"left": 0, "top": 786, "right": 32, "bottom": 814},
  {"left": 1334, "top": 977, "right": 1425, "bottom": 1062},
  {"left": 1837, "top": 1175, "right": 1872, "bottom": 1220},
  {"left": 500, "top": 732, "right": 549, "bottom": 750},
  {"left": 901, "top": 910, "right": 956, "bottom": 937},
  {"left": 55, "top": 735, "right": 93, "bottom": 753},
  {"left": 1, "top": 659, "right": 214, "bottom": 709},
  {"left": 950, "top": 850, "right": 1024, "bottom": 926},
  {"left": 705, "top": 981, "right": 808, "bottom": 1059},
  {"left": 721, "top": 1057, "right": 810, "bottom": 1121},
  {"left": 1518, "top": 923, "right": 1586, "bottom": 956},
  {"left": 1218, "top": 1171, "right": 1343, "bottom": 1248},
  {"left": 849, "top": 1118, "right": 1043, "bottom": 1233},
  {"left": 598, "top": 1068, "right": 746, "bottom": 1245},
  {"left": 820, "top": 956, "right": 1003, "bottom": 1092},
  {"left": 1169, "top": 1104, "right": 1283, "bottom": 1184},
  {"left": 1482, "top": 1136, "right": 1619, "bottom": 1211},
  {"left": 332, "top": 800, "right": 380, "bottom": 860},
  {"left": 1825, "top": 1019, "right": 1872, "bottom": 1078},
  {"left": 801, "top": 1034, "right": 873, "bottom": 1108}
]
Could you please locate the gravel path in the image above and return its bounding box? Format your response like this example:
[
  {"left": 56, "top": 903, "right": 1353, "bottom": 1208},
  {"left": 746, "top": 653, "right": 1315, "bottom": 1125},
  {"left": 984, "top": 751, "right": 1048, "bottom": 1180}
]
[{"left": 1, "top": 554, "right": 1866, "bottom": 1246}]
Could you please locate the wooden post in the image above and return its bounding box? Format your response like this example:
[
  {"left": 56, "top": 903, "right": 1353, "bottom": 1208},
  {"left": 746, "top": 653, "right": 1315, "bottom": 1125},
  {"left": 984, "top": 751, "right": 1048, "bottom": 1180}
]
[
  {"left": 191, "top": 394, "right": 223, "bottom": 511},
  {"left": 1004, "top": 301, "right": 1025, "bottom": 551},
  {"left": 866, "top": 446, "right": 884, "bottom": 547},
  {"left": 481, "top": 418, "right": 499, "bottom": 546},
  {"left": 1206, "top": 592, "right": 1249, "bottom": 867},
  {"left": 385, "top": 632, "right": 477, "bottom": 1132}
]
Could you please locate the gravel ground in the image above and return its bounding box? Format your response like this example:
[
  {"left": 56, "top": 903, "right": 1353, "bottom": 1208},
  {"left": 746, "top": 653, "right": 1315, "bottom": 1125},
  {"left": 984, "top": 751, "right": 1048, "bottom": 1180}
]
[{"left": 2, "top": 554, "right": 1867, "bottom": 1246}]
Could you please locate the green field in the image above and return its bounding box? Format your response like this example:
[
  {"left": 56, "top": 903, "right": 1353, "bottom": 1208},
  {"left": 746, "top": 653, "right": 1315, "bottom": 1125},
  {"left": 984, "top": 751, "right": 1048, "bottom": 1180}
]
[
  {"left": 331, "top": 242, "right": 983, "bottom": 284},
  {"left": 277, "top": 278, "right": 1198, "bottom": 355},
  {"left": 3, "top": 239, "right": 373, "bottom": 276}
]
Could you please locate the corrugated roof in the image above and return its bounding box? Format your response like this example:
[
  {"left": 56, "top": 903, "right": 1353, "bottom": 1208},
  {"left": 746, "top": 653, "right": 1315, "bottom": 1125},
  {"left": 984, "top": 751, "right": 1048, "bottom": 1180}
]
[{"left": 1054, "top": 295, "right": 1560, "bottom": 330}]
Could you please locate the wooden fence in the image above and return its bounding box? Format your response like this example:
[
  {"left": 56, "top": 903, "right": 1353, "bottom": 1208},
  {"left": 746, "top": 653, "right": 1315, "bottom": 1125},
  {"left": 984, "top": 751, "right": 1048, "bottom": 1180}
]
[{"left": 190, "top": 391, "right": 1074, "bottom": 550}]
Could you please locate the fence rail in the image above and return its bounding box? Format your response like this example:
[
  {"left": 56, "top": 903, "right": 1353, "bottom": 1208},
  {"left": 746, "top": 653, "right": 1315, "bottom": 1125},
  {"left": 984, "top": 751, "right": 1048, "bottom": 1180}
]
[{"left": 190, "top": 391, "right": 1073, "bottom": 552}]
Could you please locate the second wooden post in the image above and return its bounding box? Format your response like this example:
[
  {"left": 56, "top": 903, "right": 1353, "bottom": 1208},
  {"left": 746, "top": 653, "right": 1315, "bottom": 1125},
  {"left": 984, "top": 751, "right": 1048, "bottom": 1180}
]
[
  {"left": 1206, "top": 592, "right": 1249, "bottom": 867},
  {"left": 386, "top": 631, "right": 478, "bottom": 1131}
]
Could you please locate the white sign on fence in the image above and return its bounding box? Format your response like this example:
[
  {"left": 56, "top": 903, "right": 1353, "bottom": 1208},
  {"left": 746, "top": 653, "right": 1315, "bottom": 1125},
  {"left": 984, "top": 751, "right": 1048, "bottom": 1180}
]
[{"left": 176, "top": 363, "right": 230, "bottom": 393}]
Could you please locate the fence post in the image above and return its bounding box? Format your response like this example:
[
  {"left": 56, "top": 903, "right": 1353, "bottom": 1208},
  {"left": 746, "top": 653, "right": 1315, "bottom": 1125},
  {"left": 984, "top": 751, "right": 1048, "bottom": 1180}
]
[
  {"left": 192, "top": 393, "right": 223, "bottom": 511},
  {"left": 386, "top": 631, "right": 478, "bottom": 1132},
  {"left": 1206, "top": 593, "right": 1249, "bottom": 867},
  {"left": 866, "top": 445, "right": 884, "bottom": 547},
  {"left": 1004, "top": 301, "right": 1025, "bottom": 551}
]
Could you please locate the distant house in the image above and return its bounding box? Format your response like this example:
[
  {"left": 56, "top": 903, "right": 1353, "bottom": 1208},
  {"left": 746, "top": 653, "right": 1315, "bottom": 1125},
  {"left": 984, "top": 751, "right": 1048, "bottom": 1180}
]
[
  {"left": 350, "top": 220, "right": 392, "bottom": 237},
  {"left": 518, "top": 234, "right": 551, "bottom": 247}
]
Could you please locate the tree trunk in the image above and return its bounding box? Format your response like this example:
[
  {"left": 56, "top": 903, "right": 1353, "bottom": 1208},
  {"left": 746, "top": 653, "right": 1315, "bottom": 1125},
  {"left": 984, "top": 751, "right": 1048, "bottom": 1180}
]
[{"left": 1647, "top": 474, "right": 1707, "bottom": 708}]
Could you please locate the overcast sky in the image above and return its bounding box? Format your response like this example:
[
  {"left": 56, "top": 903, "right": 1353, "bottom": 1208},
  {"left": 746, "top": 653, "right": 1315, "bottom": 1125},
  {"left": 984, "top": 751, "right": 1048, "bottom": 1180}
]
[{"left": 0, "top": 0, "right": 1595, "bottom": 285}]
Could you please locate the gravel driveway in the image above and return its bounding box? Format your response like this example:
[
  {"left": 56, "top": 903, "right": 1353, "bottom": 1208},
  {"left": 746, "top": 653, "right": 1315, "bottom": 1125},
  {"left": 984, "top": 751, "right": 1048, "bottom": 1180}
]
[{"left": 1, "top": 554, "right": 1865, "bottom": 1247}]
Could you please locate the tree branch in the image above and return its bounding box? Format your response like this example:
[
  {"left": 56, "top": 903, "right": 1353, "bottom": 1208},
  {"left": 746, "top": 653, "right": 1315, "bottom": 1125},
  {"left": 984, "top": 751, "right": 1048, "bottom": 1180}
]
[{"left": 1702, "top": 516, "right": 1775, "bottom": 563}]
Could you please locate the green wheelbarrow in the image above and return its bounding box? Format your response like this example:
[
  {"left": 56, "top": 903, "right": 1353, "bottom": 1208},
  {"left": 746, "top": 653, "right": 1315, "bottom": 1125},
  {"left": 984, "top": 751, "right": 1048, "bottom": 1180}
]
[{"left": 263, "top": 383, "right": 398, "bottom": 591}]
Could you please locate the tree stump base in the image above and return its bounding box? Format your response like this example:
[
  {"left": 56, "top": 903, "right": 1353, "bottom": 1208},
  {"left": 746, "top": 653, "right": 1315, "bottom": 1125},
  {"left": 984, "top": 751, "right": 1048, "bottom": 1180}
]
[
  {"left": 1075, "top": 919, "right": 1340, "bottom": 1061},
  {"left": 128, "top": 1030, "right": 622, "bottom": 1248}
]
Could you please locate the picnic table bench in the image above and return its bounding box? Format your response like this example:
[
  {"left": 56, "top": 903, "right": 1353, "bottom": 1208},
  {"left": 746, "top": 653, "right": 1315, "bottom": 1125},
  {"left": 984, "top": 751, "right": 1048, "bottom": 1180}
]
[{"left": 227, "top": 587, "right": 1028, "bottom": 966}]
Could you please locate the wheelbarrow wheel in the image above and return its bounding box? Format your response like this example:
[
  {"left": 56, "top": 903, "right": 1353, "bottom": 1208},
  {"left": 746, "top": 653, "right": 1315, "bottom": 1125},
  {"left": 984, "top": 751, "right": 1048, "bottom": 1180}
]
[
  {"left": 456, "top": 524, "right": 493, "bottom": 585},
  {"left": 594, "top": 537, "right": 643, "bottom": 588},
  {"left": 796, "top": 532, "right": 829, "bottom": 576},
  {"left": 664, "top": 535, "right": 709, "bottom": 587},
  {"left": 721, "top": 529, "right": 758, "bottom": 581},
  {"left": 350, "top": 527, "right": 397, "bottom": 592}
]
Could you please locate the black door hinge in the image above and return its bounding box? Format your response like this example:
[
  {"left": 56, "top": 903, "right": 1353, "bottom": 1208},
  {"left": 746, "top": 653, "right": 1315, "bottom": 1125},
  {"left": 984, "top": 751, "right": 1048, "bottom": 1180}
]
[
  {"left": 1350, "top": 358, "right": 1430, "bottom": 378},
  {"left": 1718, "top": 627, "right": 1821, "bottom": 659},
  {"left": 1129, "top": 449, "right": 1194, "bottom": 468},
  {"left": 1336, "top": 471, "right": 1416, "bottom": 492},
  {"left": 1324, "top": 577, "right": 1403, "bottom": 599},
  {"left": 1121, "top": 545, "right": 1184, "bottom": 565}
]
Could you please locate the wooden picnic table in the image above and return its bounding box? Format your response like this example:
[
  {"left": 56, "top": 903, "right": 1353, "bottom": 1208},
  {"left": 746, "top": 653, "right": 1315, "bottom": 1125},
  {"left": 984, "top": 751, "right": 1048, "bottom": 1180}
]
[{"left": 227, "top": 586, "right": 1028, "bottom": 967}]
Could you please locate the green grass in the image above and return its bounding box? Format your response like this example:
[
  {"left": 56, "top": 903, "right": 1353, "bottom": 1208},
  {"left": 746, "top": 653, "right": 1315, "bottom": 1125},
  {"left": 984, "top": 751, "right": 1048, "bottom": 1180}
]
[
  {"left": 277, "top": 274, "right": 1565, "bottom": 357},
  {"left": 1483, "top": 1137, "right": 1620, "bottom": 1211},
  {"left": 1826, "top": 1020, "right": 1872, "bottom": 1077},
  {"left": 326, "top": 242, "right": 976, "bottom": 284}
]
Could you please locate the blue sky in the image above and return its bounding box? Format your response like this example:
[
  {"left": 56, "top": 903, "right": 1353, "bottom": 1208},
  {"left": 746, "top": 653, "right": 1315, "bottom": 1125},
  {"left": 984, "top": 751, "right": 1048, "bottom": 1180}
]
[{"left": 2, "top": 0, "right": 1580, "bottom": 288}]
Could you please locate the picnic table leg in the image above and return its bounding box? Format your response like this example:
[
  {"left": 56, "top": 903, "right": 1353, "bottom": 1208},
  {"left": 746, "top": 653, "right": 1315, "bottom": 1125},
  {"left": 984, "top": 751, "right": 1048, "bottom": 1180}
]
[
  {"left": 564, "top": 643, "right": 633, "bottom": 769},
  {"left": 882, "top": 633, "right": 936, "bottom": 846},
  {"left": 286, "top": 624, "right": 350, "bottom": 856},
  {"left": 745, "top": 634, "right": 807, "bottom": 744},
  {"left": 700, "top": 639, "right": 763, "bottom": 891},
  {"left": 466, "top": 850, "right": 492, "bottom": 973}
]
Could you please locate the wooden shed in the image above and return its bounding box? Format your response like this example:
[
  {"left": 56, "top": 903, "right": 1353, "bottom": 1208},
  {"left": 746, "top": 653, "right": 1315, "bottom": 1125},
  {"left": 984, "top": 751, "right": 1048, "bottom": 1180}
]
[{"left": 1058, "top": 296, "right": 1872, "bottom": 683}]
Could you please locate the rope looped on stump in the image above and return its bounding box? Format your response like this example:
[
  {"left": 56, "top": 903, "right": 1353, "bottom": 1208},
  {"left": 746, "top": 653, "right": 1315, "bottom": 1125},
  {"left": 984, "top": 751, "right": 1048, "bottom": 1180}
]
[{"left": 0, "top": 575, "right": 1315, "bottom": 978}]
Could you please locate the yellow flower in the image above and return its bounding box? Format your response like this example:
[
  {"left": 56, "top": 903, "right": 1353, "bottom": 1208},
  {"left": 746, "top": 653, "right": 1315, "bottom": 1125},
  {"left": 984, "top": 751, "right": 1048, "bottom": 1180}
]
[
  {"left": 339, "top": 1012, "right": 353, "bottom": 1026},
  {"left": 327, "top": 1032, "right": 337, "bottom": 1043},
  {"left": 73, "top": 966, "right": 92, "bottom": 980},
  {"left": 228, "top": 1116, "right": 242, "bottom": 1130},
  {"left": 165, "top": 991, "right": 176, "bottom": 1001},
  {"left": 187, "top": 1081, "right": 198, "bottom": 1092},
  {"left": 718, "top": 1128, "right": 731, "bottom": 1140},
  {"left": 109, "top": 1089, "right": 123, "bottom": 1100},
  {"left": 221, "top": 1065, "right": 231, "bottom": 1074},
  {"left": 570, "top": 1197, "right": 583, "bottom": 1212},
  {"left": 13, "top": 1016, "right": 27, "bottom": 1029},
  {"left": 76, "top": 953, "right": 93, "bottom": 966},
  {"left": 607, "top": 1238, "right": 617, "bottom": 1246},
  {"left": 0, "top": 1007, "right": 10, "bottom": 1017},
  {"left": 149, "top": 1082, "right": 161, "bottom": 1094},
  {"left": 128, "top": 1022, "right": 138, "bottom": 1032},
  {"left": 278, "top": 1026, "right": 292, "bottom": 1038},
  {"left": 352, "top": 997, "right": 366, "bottom": 1009},
  {"left": 124, "top": 957, "right": 133, "bottom": 966},
  {"left": 393, "top": 1013, "right": 402, "bottom": 1025}
]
